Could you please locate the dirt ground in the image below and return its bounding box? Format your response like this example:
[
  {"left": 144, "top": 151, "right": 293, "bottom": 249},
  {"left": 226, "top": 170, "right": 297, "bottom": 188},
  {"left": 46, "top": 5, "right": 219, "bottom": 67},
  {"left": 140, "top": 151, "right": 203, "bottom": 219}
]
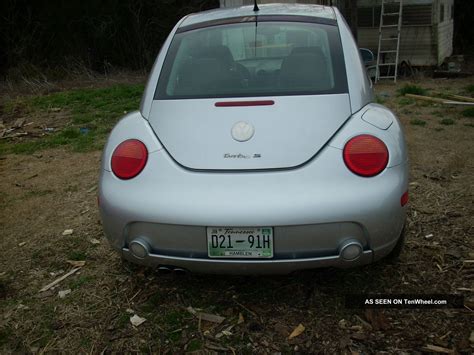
[{"left": 0, "top": 76, "right": 473, "bottom": 354}]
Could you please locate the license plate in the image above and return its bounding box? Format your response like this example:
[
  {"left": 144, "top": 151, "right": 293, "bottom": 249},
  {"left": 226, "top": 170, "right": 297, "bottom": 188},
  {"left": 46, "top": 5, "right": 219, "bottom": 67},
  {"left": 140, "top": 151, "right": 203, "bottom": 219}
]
[{"left": 207, "top": 227, "right": 274, "bottom": 258}]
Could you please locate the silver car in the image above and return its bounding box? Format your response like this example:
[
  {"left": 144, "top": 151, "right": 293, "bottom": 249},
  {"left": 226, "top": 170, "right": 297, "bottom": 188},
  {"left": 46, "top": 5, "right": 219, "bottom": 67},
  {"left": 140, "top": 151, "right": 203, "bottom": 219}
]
[{"left": 99, "top": 3, "right": 408, "bottom": 274}]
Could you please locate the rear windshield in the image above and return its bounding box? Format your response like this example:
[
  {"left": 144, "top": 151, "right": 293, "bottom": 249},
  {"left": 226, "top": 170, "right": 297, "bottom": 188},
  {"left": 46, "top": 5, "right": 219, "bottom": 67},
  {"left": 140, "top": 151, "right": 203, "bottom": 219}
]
[{"left": 155, "top": 20, "right": 347, "bottom": 99}]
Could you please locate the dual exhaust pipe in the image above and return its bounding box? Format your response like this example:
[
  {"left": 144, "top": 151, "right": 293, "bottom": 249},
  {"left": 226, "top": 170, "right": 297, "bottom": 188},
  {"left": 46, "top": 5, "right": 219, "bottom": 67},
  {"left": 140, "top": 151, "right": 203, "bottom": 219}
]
[
  {"left": 157, "top": 265, "right": 188, "bottom": 275},
  {"left": 129, "top": 239, "right": 189, "bottom": 274}
]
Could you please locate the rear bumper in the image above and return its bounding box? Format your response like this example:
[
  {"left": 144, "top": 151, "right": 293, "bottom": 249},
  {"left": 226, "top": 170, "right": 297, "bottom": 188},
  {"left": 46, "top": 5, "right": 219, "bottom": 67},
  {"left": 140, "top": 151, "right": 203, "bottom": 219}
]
[
  {"left": 100, "top": 146, "right": 408, "bottom": 274},
  {"left": 122, "top": 247, "right": 374, "bottom": 275}
]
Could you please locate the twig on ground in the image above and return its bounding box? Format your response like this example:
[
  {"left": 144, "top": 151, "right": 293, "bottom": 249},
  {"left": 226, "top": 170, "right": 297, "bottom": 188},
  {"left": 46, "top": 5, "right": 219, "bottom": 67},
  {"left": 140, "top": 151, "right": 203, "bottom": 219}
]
[{"left": 39, "top": 267, "right": 81, "bottom": 292}]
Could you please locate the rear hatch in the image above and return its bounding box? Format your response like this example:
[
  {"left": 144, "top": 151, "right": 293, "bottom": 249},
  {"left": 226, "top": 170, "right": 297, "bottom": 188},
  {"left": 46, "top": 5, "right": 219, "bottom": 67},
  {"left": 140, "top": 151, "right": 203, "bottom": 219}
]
[
  {"left": 148, "top": 15, "right": 350, "bottom": 170},
  {"left": 148, "top": 94, "right": 351, "bottom": 170}
]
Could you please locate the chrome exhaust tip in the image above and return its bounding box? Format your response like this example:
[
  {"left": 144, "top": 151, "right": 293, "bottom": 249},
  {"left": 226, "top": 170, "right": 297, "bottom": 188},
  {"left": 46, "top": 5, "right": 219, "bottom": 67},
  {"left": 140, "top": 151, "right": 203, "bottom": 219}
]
[
  {"left": 129, "top": 239, "right": 150, "bottom": 259},
  {"left": 339, "top": 240, "right": 363, "bottom": 261},
  {"left": 173, "top": 268, "right": 188, "bottom": 275}
]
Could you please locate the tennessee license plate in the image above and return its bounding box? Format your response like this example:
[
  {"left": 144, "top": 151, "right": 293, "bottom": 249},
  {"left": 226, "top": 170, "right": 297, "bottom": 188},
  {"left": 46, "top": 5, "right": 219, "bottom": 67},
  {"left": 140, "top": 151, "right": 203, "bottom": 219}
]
[{"left": 207, "top": 227, "right": 274, "bottom": 258}]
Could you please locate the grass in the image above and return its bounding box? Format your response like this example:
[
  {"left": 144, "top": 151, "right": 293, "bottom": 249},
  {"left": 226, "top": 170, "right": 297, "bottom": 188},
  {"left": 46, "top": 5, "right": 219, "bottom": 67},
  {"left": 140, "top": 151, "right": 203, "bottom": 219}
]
[
  {"left": 462, "top": 107, "right": 474, "bottom": 118},
  {"left": 24, "top": 189, "right": 54, "bottom": 198},
  {"left": 440, "top": 118, "right": 455, "bottom": 125},
  {"left": 397, "top": 84, "right": 427, "bottom": 96},
  {"left": 67, "top": 250, "right": 87, "bottom": 261},
  {"left": 465, "top": 84, "right": 474, "bottom": 94},
  {"left": 186, "top": 339, "right": 203, "bottom": 352},
  {"left": 375, "top": 95, "right": 386, "bottom": 104},
  {"left": 69, "top": 275, "right": 94, "bottom": 290},
  {"left": 410, "top": 119, "right": 426, "bottom": 126},
  {"left": 398, "top": 97, "right": 415, "bottom": 106},
  {"left": 1, "top": 84, "right": 144, "bottom": 155},
  {"left": 0, "top": 327, "right": 13, "bottom": 347}
]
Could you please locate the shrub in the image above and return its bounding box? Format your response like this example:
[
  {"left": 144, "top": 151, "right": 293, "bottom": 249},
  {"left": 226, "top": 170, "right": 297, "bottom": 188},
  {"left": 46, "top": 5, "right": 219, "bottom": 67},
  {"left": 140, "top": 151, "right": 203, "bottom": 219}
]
[
  {"left": 398, "top": 84, "right": 427, "bottom": 96},
  {"left": 410, "top": 119, "right": 426, "bottom": 126},
  {"left": 440, "top": 118, "right": 455, "bottom": 125},
  {"left": 462, "top": 107, "right": 474, "bottom": 118}
]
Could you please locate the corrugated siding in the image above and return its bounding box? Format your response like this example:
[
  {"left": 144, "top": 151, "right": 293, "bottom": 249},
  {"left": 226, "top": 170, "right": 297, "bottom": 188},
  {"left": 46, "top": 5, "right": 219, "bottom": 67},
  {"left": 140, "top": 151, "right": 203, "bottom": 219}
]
[
  {"left": 358, "top": 5, "right": 432, "bottom": 27},
  {"left": 358, "top": 0, "right": 433, "bottom": 5},
  {"left": 358, "top": 26, "right": 436, "bottom": 66},
  {"left": 433, "top": 0, "right": 453, "bottom": 64},
  {"left": 436, "top": 17, "right": 453, "bottom": 64}
]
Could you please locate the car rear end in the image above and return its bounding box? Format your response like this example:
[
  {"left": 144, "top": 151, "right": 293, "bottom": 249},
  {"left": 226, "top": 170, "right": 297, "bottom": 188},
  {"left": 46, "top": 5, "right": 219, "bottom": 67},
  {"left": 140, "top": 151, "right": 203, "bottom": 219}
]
[{"left": 99, "top": 4, "right": 408, "bottom": 274}]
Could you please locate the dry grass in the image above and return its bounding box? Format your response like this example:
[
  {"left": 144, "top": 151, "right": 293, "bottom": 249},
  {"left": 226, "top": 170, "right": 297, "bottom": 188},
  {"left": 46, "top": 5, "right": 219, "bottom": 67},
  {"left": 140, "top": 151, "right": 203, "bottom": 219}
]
[{"left": 0, "top": 77, "right": 473, "bottom": 353}]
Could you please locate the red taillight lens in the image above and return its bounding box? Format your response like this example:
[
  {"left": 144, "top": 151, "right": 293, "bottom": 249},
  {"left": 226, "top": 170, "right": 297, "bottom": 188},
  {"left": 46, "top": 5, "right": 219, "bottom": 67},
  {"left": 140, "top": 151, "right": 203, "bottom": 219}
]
[
  {"left": 111, "top": 139, "right": 148, "bottom": 179},
  {"left": 401, "top": 190, "right": 409, "bottom": 206},
  {"left": 343, "top": 134, "right": 389, "bottom": 177}
]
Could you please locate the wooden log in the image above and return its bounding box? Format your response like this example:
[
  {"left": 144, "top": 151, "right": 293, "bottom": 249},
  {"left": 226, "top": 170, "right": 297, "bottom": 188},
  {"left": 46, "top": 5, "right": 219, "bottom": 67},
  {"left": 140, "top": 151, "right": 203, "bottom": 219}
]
[
  {"left": 433, "top": 92, "right": 474, "bottom": 103},
  {"left": 406, "top": 94, "right": 474, "bottom": 106}
]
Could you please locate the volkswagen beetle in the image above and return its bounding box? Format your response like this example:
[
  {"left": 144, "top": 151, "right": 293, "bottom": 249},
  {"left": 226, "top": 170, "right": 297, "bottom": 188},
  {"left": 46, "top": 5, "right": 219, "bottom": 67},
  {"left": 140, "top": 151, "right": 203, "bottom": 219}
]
[{"left": 99, "top": 3, "right": 408, "bottom": 274}]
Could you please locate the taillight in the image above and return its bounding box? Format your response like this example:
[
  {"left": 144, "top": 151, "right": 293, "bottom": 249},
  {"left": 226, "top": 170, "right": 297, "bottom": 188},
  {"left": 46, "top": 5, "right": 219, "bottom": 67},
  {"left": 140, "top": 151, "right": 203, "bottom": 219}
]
[
  {"left": 343, "top": 134, "right": 389, "bottom": 177},
  {"left": 111, "top": 139, "right": 148, "bottom": 179},
  {"left": 401, "top": 190, "right": 409, "bottom": 206}
]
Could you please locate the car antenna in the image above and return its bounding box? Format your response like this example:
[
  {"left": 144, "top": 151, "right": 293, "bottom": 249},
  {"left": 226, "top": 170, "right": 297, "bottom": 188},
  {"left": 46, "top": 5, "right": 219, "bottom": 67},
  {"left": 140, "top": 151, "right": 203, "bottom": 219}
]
[
  {"left": 253, "top": 0, "right": 259, "bottom": 56},
  {"left": 253, "top": 0, "right": 259, "bottom": 12}
]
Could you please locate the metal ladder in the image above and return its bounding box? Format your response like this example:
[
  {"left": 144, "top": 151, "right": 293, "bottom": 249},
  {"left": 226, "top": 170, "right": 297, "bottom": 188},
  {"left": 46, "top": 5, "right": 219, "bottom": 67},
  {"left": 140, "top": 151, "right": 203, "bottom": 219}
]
[{"left": 375, "top": 0, "right": 403, "bottom": 83}]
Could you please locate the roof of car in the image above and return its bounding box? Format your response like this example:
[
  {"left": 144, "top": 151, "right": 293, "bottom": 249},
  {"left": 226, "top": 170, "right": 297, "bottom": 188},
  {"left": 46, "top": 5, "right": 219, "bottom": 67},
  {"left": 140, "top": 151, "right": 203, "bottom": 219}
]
[{"left": 180, "top": 3, "right": 336, "bottom": 28}]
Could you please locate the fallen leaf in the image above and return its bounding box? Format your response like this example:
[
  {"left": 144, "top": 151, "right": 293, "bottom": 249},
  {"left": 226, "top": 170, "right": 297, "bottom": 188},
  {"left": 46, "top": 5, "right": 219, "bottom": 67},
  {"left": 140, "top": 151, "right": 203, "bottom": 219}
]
[
  {"left": 89, "top": 238, "right": 101, "bottom": 245},
  {"left": 62, "top": 229, "right": 74, "bottom": 236},
  {"left": 18, "top": 242, "right": 27, "bottom": 247},
  {"left": 66, "top": 260, "right": 85, "bottom": 267},
  {"left": 130, "top": 314, "right": 146, "bottom": 327},
  {"left": 288, "top": 323, "right": 305, "bottom": 339},
  {"left": 58, "top": 289, "right": 71, "bottom": 298},
  {"left": 238, "top": 312, "right": 245, "bottom": 324}
]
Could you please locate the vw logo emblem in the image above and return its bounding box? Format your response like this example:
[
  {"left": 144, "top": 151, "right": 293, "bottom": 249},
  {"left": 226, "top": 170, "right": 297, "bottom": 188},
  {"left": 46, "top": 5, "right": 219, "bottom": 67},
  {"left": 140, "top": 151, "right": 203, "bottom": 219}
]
[{"left": 231, "top": 121, "right": 254, "bottom": 142}]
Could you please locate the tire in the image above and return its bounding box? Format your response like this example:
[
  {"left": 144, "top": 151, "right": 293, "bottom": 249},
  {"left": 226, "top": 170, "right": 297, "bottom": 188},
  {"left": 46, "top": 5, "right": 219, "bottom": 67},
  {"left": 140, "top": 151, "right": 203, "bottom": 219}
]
[{"left": 386, "top": 225, "right": 406, "bottom": 262}]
